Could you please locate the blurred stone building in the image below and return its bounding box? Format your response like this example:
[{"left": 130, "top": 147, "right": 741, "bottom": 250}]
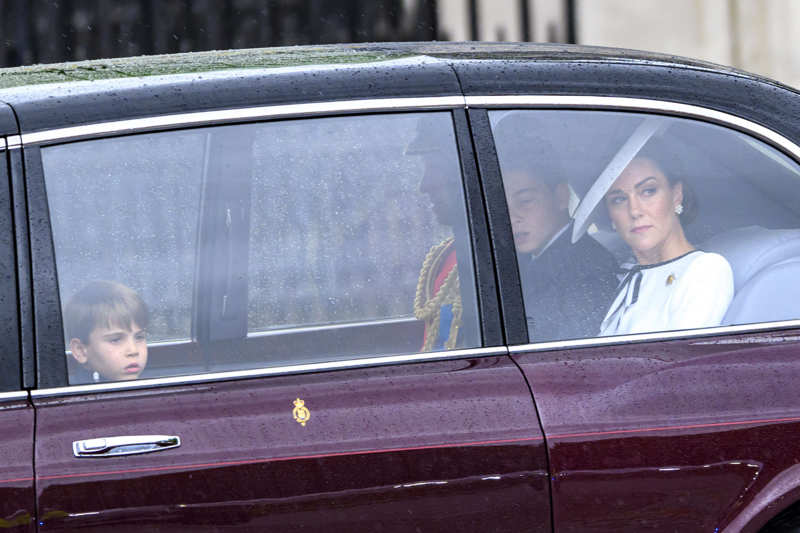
[
  {"left": 438, "top": 0, "right": 799, "bottom": 88},
  {"left": 1, "top": 0, "right": 797, "bottom": 88},
  {"left": 576, "top": 0, "right": 800, "bottom": 89}
]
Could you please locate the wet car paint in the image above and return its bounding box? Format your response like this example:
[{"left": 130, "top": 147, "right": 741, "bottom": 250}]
[
  {"left": 514, "top": 328, "right": 800, "bottom": 531},
  {"left": 34, "top": 356, "right": 550, "bottom": 531},
  {"left": 0, "top": 400, "right": 35, "bottom": 532}
]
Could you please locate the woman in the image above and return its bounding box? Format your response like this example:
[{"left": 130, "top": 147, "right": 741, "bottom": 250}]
[{"left": 599, "top": 153, "right": 734, "bottom": 336}]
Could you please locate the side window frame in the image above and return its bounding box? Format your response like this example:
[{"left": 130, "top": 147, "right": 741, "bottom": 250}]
[
  {"left": 30, "top": 106, "right": 502, "bottom": 390},
  {"left": 22, "top": 145, "right": 67, "bottom": 388},
  {"left": 1, "top": 141, "right": 23, "bottom": 391},
  {"left": 467, "top": 108, "right": 529, "bottom": 346},
  {"left": 193, "top": 129, "right": 252, "bottom": 345},
  {"left": 453, "top": 108, "right": 502, "bottom": 347}
]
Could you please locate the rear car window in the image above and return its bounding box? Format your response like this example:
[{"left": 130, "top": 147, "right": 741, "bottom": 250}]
[{"left": 490, "top": 110, "right": 800, "bottom": 343}]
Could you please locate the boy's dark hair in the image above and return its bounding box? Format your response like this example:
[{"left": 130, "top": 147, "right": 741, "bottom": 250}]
[
  {"left": 493, "top": 112, "right": 568, "bottom": 189},
  {"left": 65, "top": 280, "right": 148, "bottom": 343}
]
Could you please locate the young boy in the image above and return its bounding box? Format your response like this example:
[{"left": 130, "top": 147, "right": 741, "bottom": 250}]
[{"left": 65, "top": 280, "right": 149, "bottom": 383}]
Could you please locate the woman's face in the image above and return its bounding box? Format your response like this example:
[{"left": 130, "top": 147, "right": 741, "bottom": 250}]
[{"left": 604, "top": 157, "right": 683, "bottom": 264}]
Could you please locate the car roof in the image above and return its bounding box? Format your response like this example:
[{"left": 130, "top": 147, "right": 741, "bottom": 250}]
[
  {"left": 0, "top": 42, "right": 797, "bottom": 139},
  {"left": 0, "top": 42, "right": 782, "bottom": 89}
]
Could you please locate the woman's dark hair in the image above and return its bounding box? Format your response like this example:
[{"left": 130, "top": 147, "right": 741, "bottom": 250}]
[
  {"left": 636, "top": 140, "right": 698, "bottom": 225},
  {"left": 593, "top": 137, "right": 699, "bottom": 231}
]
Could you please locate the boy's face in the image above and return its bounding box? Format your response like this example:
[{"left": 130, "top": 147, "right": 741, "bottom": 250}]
[
  {"left": 504, "top": 170, "right": 570, "bottom": 255},
  {"left": 70, "top": 322, "right": 148, "bottom": 381}
]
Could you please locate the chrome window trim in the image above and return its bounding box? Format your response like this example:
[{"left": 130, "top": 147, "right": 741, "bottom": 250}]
[
  {"left": 466, "top": 95, "right": 800, "bottom": 161},
  {"left": 0, "top": 391, "right": 29, "bottom": 401},
  {"left": 509, "top": 320, "right": 800, "bottom": 355},
  {"left": 16, "top": 95, "right": 800, "bottom": 159},
  {"left": 6, "top": 135, "right": 21, "bottom": 149},
  {"left": 247, "top": 316, "right": 418, "bottom": 339},
  {"left": 21, "top": 96, "right": 466, "bottom": 146},
  {"left": 31, "top": 346, "right": 508, "bottom": 398}
]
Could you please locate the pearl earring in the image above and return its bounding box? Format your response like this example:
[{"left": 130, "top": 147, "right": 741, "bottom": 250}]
[
  {"left": 674, "top": 204, "right": 684, "bottom": 215},
  {"left": 92, "top": 371, "right": 100, "bottom": 382}
]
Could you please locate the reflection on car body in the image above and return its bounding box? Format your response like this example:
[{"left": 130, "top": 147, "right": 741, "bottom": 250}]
[{"left": 0, "top": 42, "right": 799, "bottom": 532}]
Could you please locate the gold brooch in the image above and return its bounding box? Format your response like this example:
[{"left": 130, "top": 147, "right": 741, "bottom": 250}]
[
  {"left": 292, "top": 398, "right": 310, "bottom": 426},
  {"left": 666, "top": 274, "right": 676, "bottom": 286}
]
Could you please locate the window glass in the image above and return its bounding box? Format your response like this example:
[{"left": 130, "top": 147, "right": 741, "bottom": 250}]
[
  {"left": 243, "top": 113, "right": 479, "bottom": 366},
  {"left": 490, "top": 110, "right": 800, "bottom": 343},
  {"left": 44, "top": 132, "right": 204, "bottom": 344},
  {"left": 43, "top": 132, "right": 205, "bottom": 384},
  {"left": 43, "top": 111, "right": 479, "bottom": 384}
]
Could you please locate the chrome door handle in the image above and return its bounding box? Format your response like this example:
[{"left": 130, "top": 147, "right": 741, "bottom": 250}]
[{"left": 73, "top": 435, "right": 181, "bottom": 458}]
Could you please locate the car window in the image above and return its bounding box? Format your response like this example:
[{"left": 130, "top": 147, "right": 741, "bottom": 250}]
[
  {"left": 490, "top": 110, "right": 800, "bottom": 343},
  {"left": 42, "top": 111, "right": 479, "bottom": 384}
]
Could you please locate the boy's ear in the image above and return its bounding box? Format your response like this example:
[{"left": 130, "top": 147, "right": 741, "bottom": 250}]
[{"left": 69, "top": 338, "right": 88, "bottom": 364}]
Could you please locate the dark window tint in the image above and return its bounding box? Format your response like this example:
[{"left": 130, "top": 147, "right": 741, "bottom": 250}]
[{"left": 490, "top": 110, "right": 800, "bottom": 342}]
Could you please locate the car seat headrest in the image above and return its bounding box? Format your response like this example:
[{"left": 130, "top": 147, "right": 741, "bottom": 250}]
[
  {"left": 702, "top": 226, "right": 800, "bottom": 292},
  {"left": 703, "top": 226, "right": 800, "bottom": 326}
]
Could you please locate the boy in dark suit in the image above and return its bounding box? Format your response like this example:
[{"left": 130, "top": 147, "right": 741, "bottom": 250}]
[
  {"left": 505, "top": 166, "right": 618, "bottom": 341},
  {"left": 497, "top": 118, "right": 618, "bottom": 341}
]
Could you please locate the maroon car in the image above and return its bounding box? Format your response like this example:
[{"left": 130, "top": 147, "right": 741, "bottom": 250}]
[{"left": 0, "top": 42, "right": 799, "bottom": 532}]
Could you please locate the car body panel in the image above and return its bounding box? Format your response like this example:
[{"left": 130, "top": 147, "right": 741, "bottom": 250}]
[
  {"left": 34, "top": 356, "right": 550, "bottom": 531},
  {"left": 0, "top": 398, "right": 35, "bottom": 532},
  {"left": 513, "top": 328, "right": 800, "bottom": 531}
]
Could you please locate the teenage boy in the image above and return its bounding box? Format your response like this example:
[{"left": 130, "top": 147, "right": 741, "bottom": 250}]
[
  {"left": 504, "top": 166, "right": 619, "bottom": 341},
  {"left": 495, "top": 114, "right": 618, "bottom": 341}
]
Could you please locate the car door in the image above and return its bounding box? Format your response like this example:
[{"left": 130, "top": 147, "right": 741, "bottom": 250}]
[
  {"left": 26, "top": 104, "right": 551, "bottom": 531},
  {"left": 478, "top": 101, "right": 800, "bottom": 531},
  {"left": 0, "top": 118, "right": 36, "bottom": 533}
]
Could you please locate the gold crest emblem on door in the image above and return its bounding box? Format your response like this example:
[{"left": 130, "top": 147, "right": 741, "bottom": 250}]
[{"left": 293, "top": 398, "right": 310, "bottom": 426}]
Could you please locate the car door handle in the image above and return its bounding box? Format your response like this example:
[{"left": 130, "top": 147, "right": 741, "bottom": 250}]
[{"left": 73, "top": 435, "right": 181, "bottom": 458}]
